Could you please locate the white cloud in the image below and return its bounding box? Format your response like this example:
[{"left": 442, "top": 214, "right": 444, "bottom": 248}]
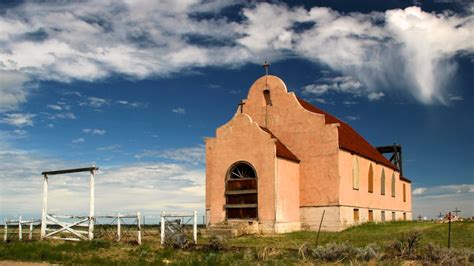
[
  {"left": 72, "top": 138, "right": 85, "bottom": 143},
  {"left": 303, "top": 76, "right": 383, "bottom": 101},
  {"left": 367, "top": 92, "right": 385, "bottom": 101},
  {"left": 1, "top": 113, "right": 35, "bottom": 127},
  {"left": 45, "top": 112, "right": 76, "bottom": 120},
  {"left": 96, "top": 144, "right": 121, "bottom": 151},
  {"left": 0, "top": 142, "right": 205, "bottom": 220},
  {"left": 83, "top": 128, "right": 106, "bottom": 135},
  {"left": 345, "top": 115, "right": 359, "bottom": 121},
  {"left": 115, "top": 100, "right": 147, "bottom": 108},
  {"left": 0, "top": 71, "right": 29, "bottom": 112},
  {"left": 135, "top": 144, "right": 205, "bottom": 165},
  {"left": 412, "top": 184, "right": 474, "bottom": 218},
  {"left": 172, "top": 107, "right": 186, "bottom": 115},
  {"left": 47, "top": 104, "right": 62, "bottom": 111},
  {"left": 80, "top": 97, "right": 108, "bottom": 108},
  {"left": 0, "top": 2, "right": 472, "bottom": 106}
]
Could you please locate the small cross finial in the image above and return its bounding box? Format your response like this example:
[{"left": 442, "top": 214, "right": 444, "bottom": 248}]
[
  {"left": 238, "top": 100, "right": 245, "bottom": 113},
  {"left": 263, "top": 61, "right": 270, "bottom": 76}
]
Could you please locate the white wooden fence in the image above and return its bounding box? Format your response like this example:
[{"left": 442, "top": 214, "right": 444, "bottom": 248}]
[
  {"left": 4, "top": 217, "right": 41, "bottom": 242},
  {"left": 95, "top": 212, "right": 142, "bottom": 244},
  {"left": 160, "top": 211, "right": 197, "bottom": 245}
]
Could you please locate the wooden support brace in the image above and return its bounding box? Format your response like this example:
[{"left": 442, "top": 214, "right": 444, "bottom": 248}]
[
  {"left": 3, "top": 219, "right": 7, "bottom": 242},
  {"left": 18, "top": 216, "right": 22, "bottom": 241},
  {"left": 40, "top": 175, "right": 48, "bottom": 240},
  {"left": 88, "top": 170, "right": 95, "bottom": 241},
  {"left": 29, "top": 222, "right": 33, "bottom": 240},
  {"left": 117, "top": 213, "right": 121, "bottom": 242}
]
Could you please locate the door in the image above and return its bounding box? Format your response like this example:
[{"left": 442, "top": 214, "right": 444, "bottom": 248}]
[{"left": 225, "top": 162, "right": 258, "bottom": 219}]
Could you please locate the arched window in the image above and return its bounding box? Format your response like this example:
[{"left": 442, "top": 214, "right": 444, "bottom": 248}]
[
  {"left": 381, "top": 168, "right": 386, "bottom": 195},
  {"left": 225, "top": 162, "right": 258, "bottom": 219},
  {"left": 368, "top": 164, "right": 374, "bottom": 193},
  {"left": 352, "top": 156, "right": 359, "bottom": 190},
  {"left": 263, "top": 89, "right": 272, "bottom": 106},
  {"left": 391, "top": 172, "right": 396, "bottom": 197}
]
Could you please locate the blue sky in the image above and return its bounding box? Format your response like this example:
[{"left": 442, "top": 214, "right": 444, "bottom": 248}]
[{"left": 0, "top": 0, "right": 473, "bottom": 222}]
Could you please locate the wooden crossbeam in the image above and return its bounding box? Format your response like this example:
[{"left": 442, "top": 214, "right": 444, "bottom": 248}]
[{"left": 41, "top": 167, "right": 98, "bottom": 176}]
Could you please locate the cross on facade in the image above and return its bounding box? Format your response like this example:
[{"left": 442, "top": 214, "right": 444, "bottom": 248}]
[
  {"left": 238, "top": 99, "right": 245, "bottom": 113},
  {"left": 438, "top": 212, "right": 443, "bottom": 219},
  {"left": 452, "top": 208, "right": 461, "bottom": 217}
]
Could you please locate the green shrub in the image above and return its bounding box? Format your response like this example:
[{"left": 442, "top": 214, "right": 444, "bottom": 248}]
[{"left": 422, "top": 243, "right": 472, "bottom": 265}]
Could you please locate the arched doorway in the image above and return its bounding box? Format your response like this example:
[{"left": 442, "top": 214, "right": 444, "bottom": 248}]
[{"left": 225, "top": 162, "right": 258, "bottom": 220}]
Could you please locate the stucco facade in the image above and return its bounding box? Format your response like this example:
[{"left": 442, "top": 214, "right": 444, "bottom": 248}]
[{"left": 206, "top": 75, "right": 412, "bottom": 233}]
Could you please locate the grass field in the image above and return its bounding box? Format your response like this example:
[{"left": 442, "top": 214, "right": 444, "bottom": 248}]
[{"left": 1, "top": 221, "right": 473, "bottom": 265}]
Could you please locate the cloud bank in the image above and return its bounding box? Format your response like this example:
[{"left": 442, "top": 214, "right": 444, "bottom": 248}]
[{"left": 0, "top": 1, "right": 473, "bottom": 110}]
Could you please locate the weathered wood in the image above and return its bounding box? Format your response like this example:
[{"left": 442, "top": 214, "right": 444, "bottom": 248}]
[
  {"left": 224, "top": 204, "right": 258, "bottom": 208},
  {"left": 44, "top": 215, "right": 89, "bottom": 240},
  {"left": 117, "top": 213, "right": 121, "bottom": 242},
  {"left": 49, "top": 236, "right": 81, "bottom": 241},
  {"left": 29, "top": 222, "right": 33, "bottom": 240},
  {"left": 88, "top": 170, "right": 95, "bottom": 241},
  {"left": 193, "top": 210, "right": 197, "bottom": 244},
  {"left": 160, "top": 211, "right": 165, "bottom": 245},
  {"left": 18, "top": 216, "right": 22, "bottom": 241},
  {"left": 41, "top": 166, "right": 99, "bottom": 176},
  {"left": 40, "top": 175, "right": 48, "bottom": 240},
  {"left": 137, "top": 212, "right": 142, "bottom": 245},
  {"left": 225, "top": 189, "right": 257, "bottom": 195},
  {"left": 4, "top": 219, "right": 7, "bottom": 242}
]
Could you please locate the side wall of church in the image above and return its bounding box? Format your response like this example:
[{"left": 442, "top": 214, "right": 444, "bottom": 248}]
[
  {"left": 275, "top": 157, "right": 301, "bottom": 233},
  {"left": 206, "top": 114, "right": 278, "bottom": 227},
  {"left": 338, "top": 149, "right": 412, "bottom": 226},
  {"left": 242, "top": 76, "right": 341, "bottom": 208}
]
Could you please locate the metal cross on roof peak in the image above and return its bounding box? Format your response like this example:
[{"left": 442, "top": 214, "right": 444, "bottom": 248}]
[{"left": 263, "top": 61, "right": 270, "bottom": 76}]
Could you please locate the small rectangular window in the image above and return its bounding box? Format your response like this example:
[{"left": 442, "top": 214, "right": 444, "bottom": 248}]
[
  {"left": 353, "top": 209, "right": 359, "bottom": 222},
  {"left": 403, "top": 183, "right": 406, "bottom": 202},
  {"left": 381, "top": 211, "right": 385, "bottom": 222},
  {"left": 368, "top": 210, "right": 374, "bottom": 222},
  {"left": 392, "top": 212, "right": 396, "bottom": 221},
  {"left": 403, "top": 212, "right": 407, "bottom": 221}
]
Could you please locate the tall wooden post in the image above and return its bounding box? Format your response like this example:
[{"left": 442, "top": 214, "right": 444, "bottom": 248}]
[
  {"left": 117, "top": 213, "right": 121, "bottom": 242},
  {"left": 29, "top": 221, "right": 33, "bottom": 240},
  {"left": 448, "top": 212, "right": 452, "bottom": 248},
  {"left": 4, "top": 219, "right": 7, "bottom": 242},
  {"left": 193, "top": 210, "right": 197, "bottom": 244},
  {"left": 137, "top": 212, "right": 142, "bottom": 245},
  {"left": 40, "top": 175, "right": 48, "bottom": 240},
  {"left": 160, "top": 211, "right": 165, "bottom": 245},
  {"left": 18, "top": 216, "right": 22, "bottom": 241},
  {"left": 88, "top": 170, "right": 95, "bottom": 241}
]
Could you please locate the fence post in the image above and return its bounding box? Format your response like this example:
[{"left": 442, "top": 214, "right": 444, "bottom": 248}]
[
  {"left": 29, "top": 221, "right": 33, "bottom": 240},
  {"left": 193, "top": 210, "right": 197, "bottom": 244},
  {"left": 137, "top": 212, "right": 142, "bottom": 245},
  {"left": 3, "top": 219, "right": 7, "bottom": 242},
  {"left": 41, "top": 174, "right": 48, "bottom": 240},
  {"left": 117, "top": 213, "right": 121, "bottom": 242},
  {"left": 88, "top": 170, "right": 95, "bottom": 241},
  {"left": 18, "top": 216, "right": 22, "bottom": 241},
  {"left": 160, "top": 211, "right": 165, "bottom": 245}
]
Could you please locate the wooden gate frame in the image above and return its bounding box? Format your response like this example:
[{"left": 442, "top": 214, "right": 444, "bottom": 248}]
[{"left": 40, "top": 166, "right": 98, "bottom": 241}]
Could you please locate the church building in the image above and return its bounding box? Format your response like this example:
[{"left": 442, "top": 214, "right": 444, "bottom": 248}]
[{"left": 205, "top": 74, "right": 412, "bottom": 233}]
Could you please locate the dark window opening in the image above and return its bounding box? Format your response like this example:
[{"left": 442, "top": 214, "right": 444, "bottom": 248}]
[
  {"left": 226, "top": 162, "right": 258, "bottom": 220},
  {"left": 263, "top": 89, "right": 272, "bottom": 106}
]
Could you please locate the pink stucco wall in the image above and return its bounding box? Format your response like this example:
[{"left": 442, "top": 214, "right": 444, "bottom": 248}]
[
  {"left": 206, "top": 114, "right": 277, "bottom": 224},
  {"left": 242, "top": 75, "right": 340, "bottom": 207},
  {"left": 276, "top": 157, "right": 300, "bottom": 224},
  {"left": 338, "top": 150, "right": 412, "bottom": 215}
]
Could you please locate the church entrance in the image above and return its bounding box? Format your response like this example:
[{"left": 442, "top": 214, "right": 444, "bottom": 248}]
[{"left": 225, "top": 162, "right": 258, "bottom": 220}]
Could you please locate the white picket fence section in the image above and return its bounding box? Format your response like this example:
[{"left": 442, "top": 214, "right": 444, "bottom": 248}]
[{"left": 4, "top": 217, "right": 41, "bottom": 242}]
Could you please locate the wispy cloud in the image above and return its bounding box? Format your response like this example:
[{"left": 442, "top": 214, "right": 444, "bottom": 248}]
[
  {"left": 1, "top": 113, "right": 35, "bottom": 127},
  {"left": 72, "top": 138, "right": 85, "bottom": 143},
  {"left": 172, "top": 107, "right": 186, "bottom": 115},
  {"left": 412, "top": 184, "right": 474, "bottom": 218},
  {"left": 0, "top": 2, "right": 471, "bottom": 107},
  {"left": 302, "top": 76, "right": 384, "bottom": 101},
  {"left": 83, "top": 128, "right": 106, "bottom": 135},
  {"left": 115, "top": 100, "right": 147, "bottom": 108},
  {"left": 80, "top": 97, "right": 109, "bottom": 108},
  {"left": 96, "top": 144, "right": 121, "bottom": 151},
  {"left": 135, "top": 144, "right": 205, "bottom": 165}
]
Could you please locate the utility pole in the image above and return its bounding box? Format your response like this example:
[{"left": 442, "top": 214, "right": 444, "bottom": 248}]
[{"left": 448, "top": 212, "right": 452, "bottom": 248}]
